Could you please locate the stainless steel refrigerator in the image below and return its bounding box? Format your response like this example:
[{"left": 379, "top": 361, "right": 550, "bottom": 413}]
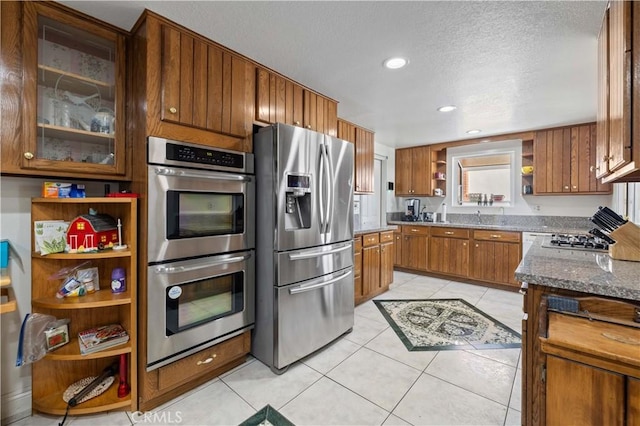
[{"left": 252, "top": 123, "right": 355, "bottom": 374}]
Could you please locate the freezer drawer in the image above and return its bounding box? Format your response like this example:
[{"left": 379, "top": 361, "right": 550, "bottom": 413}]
[
  {"left": 274, "top": 267, "right": 354, "bottom": 369},
  {"left": 277, "top": 241, "right": 353, "bottom": 286}
]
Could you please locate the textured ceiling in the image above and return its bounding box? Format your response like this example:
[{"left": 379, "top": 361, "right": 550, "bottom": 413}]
[{"left": 59, "top": 1, "right": 608, "bottom": 148}]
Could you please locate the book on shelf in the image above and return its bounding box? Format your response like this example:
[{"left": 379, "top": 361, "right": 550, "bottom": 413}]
[{"left": 78, "top": 324, "right": 129, "bottom": 355}]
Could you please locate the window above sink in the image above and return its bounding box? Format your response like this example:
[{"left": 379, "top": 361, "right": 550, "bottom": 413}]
[{"left": 448, "top": 140, "right": 521, "bottom": 207}]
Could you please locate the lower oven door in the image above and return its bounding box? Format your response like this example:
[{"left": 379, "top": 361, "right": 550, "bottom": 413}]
[
  {"left": 147, "top": 251, "right": 255, "bottom": 370},
  {"left": 275, "top": 267, "right": 354, "bottom": 369}
]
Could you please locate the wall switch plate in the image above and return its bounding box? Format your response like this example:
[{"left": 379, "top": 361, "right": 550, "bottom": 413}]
[{"left": 353, "top": 200, "right": 360, "bottom": 215}]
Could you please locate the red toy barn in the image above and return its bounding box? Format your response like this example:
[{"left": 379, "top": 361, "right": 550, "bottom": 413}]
[{"left": 66, "top": 214, "right": 118, "bottom": 252}]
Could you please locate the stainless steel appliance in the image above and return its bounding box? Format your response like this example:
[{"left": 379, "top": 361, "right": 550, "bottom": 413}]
[
  {"left": 403, "top": 198, "right": 420, "bottom": 221},
  {"left": 252, "top": 123, "right": 355, "bottom": 374},
  {"left": 147, "top": 136, "right": 255, "bottom": 263},
  {"left": 145, "top": 136, "right": 255, "bottom": 371},
  {"left": 146, "top": 251, "right": 255, "bottom": 370},
  {"left": 542, "top": 233, "right": 610, "bottom": 252}
]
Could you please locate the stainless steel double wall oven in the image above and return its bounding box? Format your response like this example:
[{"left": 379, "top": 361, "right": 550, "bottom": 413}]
[{"left": 146, "top": 137, "right": 255, "bottom": 370}]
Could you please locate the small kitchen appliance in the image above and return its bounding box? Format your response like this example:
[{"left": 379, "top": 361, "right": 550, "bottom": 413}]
[{"left": 404, "top": 199, "right": 420, "bottom": 221}]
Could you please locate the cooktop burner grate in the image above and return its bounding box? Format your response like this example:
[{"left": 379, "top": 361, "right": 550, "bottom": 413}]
[{"left": 544, "top": 233, "right": 609, "bottom": 252}]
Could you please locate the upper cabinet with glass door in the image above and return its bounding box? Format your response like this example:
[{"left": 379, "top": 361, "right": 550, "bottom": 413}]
[{"left": 21, "top": 2, "right": 128, "bottom": 179}]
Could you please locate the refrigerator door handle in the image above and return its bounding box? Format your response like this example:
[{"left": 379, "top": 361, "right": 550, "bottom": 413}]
[
  {"left": 324, "top": 142, "right": 335, "bottom": 234},
  {"left": 318, "top": 144, "right": 326, "bottom": 233},
  {"left": 289, "top": 269, "right": 353, "bottom": 294},
  {"left": 288, "top": 243, "right": 352, "bottom": 260}
]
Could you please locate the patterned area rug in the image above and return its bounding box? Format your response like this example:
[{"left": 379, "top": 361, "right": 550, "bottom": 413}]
[
  {"left": 239, "top": 405, "right": 295, "bottom": 426},
  {"left": 374, "top": 299, "right": 521, "bottom": 351}
]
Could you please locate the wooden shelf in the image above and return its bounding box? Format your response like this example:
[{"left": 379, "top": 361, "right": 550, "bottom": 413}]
[
  {"left": 435, "top": 177, "right": 446, "bottom": 181},
  {"left": 37, "top": 64, "right": 115, "bottom": 103},
  {"left": 0, "top": 268, "right": 10, "bottom": 287},
  {"left": 522, "top": 153, "right": 534, "bottom": 158},
  {"left": 521, "top": 173, "right": 534, "bottom": 177},
  {"left": 33, "top": 382, "right": 131, "bottom": 416},
  {"left": 0, "top": 287, "right": 17, "bottom": 314},
  {"left": 32, "top": 197, "right": 131, "bottom": 204},
  {"left": 37, "top": 123, "right": 114, "bottom": 144},
  {"left": 47, "top": 338, "right": 131, "bottom": 361},
  {"left": 32, "top": 249, "right": 131, "bottom": 260},
  {"left": 33, "top": 290, "right": 131, "bottom": 309},
  {"left": 436, "top": 160, "right": 447, "bottom": 164}
]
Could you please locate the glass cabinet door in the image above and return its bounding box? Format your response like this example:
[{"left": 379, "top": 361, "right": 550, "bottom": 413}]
[{"left": 23, "top": 3, "right": 126, "bottom": 176}]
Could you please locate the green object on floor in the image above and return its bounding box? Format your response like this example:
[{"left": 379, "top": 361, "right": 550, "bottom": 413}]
[
  {"left": 374, "top": 298, "right": 521, "bottom": 351},
  {"left": 239, "top": 405, "right": 295, "bottom": 426}
]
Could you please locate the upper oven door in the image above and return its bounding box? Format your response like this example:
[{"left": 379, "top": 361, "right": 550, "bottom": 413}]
[{"left": 148, "top": 165, "right": 255, "bottom": 263}]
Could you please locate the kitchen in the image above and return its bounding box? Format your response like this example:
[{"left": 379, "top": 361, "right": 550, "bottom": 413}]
[{"left": 2, "top": 0, "right": 636, "bottom": 426}]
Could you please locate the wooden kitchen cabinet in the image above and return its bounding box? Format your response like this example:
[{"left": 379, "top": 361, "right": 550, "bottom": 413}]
[
  {"left": 429, "top": 227, "right": 469, "bottom": 277},
  {"left": 395, "top": 146, "right": 431, "bottom": 196},
  {"left": 399, "top": 226, "right": 429, "bottom": 272},
  {"left": 30, "top": 197, "right": 138, "bottom": 415},
  {"left": 354, "top": 126, "right": 375, "bottom": 193},
  {"left": 354, "top": 231, "right": 394, "bottom": 305},
  {"left": 130, "top": 11, "right": 254, "bottom": 153},
  {"left": 534, "top": 123, "right": 611, "bottom": 194},
  {"left": 471, "top": 230, "right": 521, "bottom": 287},
  {"left": 597, "top": 1, "right": 639, "bottom": 183},
  {"left": 338, "top": 118, "right": 375, "bottom": 193},
  {"left": 1, "top": 1, "right": 129, "bottom": 180},
  {"left": 255, "top": 67, "right": 337, "bottom": 136}
]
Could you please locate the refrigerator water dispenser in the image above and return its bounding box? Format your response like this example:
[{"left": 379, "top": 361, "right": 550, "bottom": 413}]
[{"left": 285, "top": 173, "right": 312, "bottom": 229}]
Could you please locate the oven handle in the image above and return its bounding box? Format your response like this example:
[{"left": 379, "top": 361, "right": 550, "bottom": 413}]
[
  {"left": 154, "top": 254, "right": 251, "bottom": 274},
  {"left": 154, "top": 167, "right": 252, "bottom": 182},
  {"left": 289, "top": 269, "right": 353, "bottom": 294},
  {"left": 288, "top": 243, "right": 352, "bottom": 260}
]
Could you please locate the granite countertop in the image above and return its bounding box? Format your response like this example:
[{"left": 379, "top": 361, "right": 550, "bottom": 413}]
[
  {"left": 387, "top": 220, "right": 588, "bottom": 235},
  {"left": 515, "top": 237, "right": 640, "bottom": 302},
  {"left": 354, "top": 225, "right": 398, "bottom": 235}
]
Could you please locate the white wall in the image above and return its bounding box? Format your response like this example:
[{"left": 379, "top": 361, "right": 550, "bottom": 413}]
[{"left": 0, "top": 176, "right": 119, "bottom": 423}]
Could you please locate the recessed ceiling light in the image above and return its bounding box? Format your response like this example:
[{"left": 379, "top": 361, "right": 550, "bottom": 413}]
[
  {"left": 466, "top": 129, "right": 481, "bottom": 134},
  {"left": 383, "top": 57, "right": 408, "bottom": 69},
  {"left": 437, "top": 105, "right": 457, "bottom": 112}
]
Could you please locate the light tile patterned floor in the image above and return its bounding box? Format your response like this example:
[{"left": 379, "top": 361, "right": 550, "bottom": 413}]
[{"left": 12, "top": 272, "right": 523, "bottom": 426}]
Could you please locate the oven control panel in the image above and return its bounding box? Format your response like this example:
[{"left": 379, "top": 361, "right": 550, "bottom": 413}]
[{"left": 166, "top": 143, "right": 244, "bottom": 169}]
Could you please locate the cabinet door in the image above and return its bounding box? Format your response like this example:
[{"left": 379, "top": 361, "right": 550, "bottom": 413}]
[
  {"left": 546, "top": 355, "right": 624, "bottom": 426},
  {"left": 571, "top": 124, "right": 611, "bottom": 193},
  {"left": 161, "top": 25, "right": 248, "bottom": 138},
  {"left": 628, "top": 377, "right": 640, "bottom": 426},
  {"left": 607, "top": 0, "right": 632, "bottom": 174},
  {"left": 21, "top": 2, "right": 127, "bottom": 177},
  {"left": 380, "top": 241, "right": 394, "bottom": 287},
  {"left": 362, "top": 245, "right": 380, "bottom": 299},
  {"left": 430, "top": 237, "right": 469, "bottom": 277},
  {"left": 411, "top": 146, "right": 432, "bottom": 196},
  {"left": 472, "top": 240, "right": 520, "bottom": 286},
  {"left": 337, "top": 119, "right": 356, "bottom": 143},
  {"left": 534, "top": 129, "right": 570, "bottom": 194},
  {"left": 394, "top": 232, "right": 403, "bottom": 266},
  {"left": 596, "top": 8, "right": 610, "bottom": 179},
  {"left": 324, "top": 98, "right": 337, "bottom": 137},
  {"left": 395, "top": 148, "right": 413, "bottom": 196},
  {"left": 403, "top": 234, "right": 428, "bottom": 272},
  {"left": 355, "top": 127, "right": 374, "bottom": 193},
  {"left": 303, "top": 90, "right": 318, "bottom": 131}
]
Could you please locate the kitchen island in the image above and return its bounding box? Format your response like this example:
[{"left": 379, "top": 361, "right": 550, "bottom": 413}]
[{"left": 515, "top": 237, "right": 640, "bottom": 425}]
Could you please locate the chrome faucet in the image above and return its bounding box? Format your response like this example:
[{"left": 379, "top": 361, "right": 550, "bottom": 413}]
[{"left": 476, "top": 210, "right": 482, "bottom": 224}]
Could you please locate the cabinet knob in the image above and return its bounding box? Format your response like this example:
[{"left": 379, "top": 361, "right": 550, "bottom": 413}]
[
  {"left": 572, "top": 185, "right": 577, "bottom": 189},
  {"left": 24, "top": 152, "right": 34, "bottom": 160},
  {"left": 463, "top": 242, "right": 467, "bottom": 246},
  {"left": 564, "top": 185, "right": 569, "bottom": 190},
  {"left": 306, "top": 125, "right": 311, "bottom": 129},
  {"left": 490, "top": 234, "right": 501, "bottom": 238},
  {"left": 444, "top": 231, "right": 454, "bottom": 235},
  {"left": 475, "top": 244, "right": 479, "bottom": 248},
  {"left": 169, "top": 107, "right": 178, "bottom": 114},
  {"left": 590, "top": 165, "right": 595, "bottom": 172},
  {"left": 294, "top": 121, "right": 301, "bottom": 126}
]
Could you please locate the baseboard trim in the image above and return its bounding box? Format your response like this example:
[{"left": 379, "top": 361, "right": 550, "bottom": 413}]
[{"left": 1, "top": 390, "right": 31, "bottom": 426}]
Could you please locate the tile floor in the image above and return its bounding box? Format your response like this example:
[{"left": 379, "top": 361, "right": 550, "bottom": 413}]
[{"left": 12, "top": 272, "right": 524, "bottom": 426}]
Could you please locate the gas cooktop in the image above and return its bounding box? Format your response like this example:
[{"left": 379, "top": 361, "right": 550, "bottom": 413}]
[{"left": 542, "top": 233, "right": 609, "bottom": 252}]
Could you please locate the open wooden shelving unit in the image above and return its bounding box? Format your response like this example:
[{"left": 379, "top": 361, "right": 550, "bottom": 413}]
[
  {"left": 1, "top": 267, "right": 17, "bottom": 314},
  {"left": 31, "top": 197, "right": 137, "bottom": 415}
]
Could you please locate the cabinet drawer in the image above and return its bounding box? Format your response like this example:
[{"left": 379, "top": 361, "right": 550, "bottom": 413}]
[
  {"left": 473, "top": 230, "right": 521, "bottom": 242},
  {"left": 354, "top": 236, "right": 362, "bottom": 251},
  {"left": 402, "top": 226, "right": 430, "bottom": 236},
  {"left": 362, "top": 233, "right": 379, "bottom": 247},
  {"left": 157, "top": 332, "right": 250, "bottom": 391},
  {"left": 380, "top": 231, "right": 394, "bottom": 242},
  {"left": 430, "top": 227, "right": 469, "bottom": 239}
]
